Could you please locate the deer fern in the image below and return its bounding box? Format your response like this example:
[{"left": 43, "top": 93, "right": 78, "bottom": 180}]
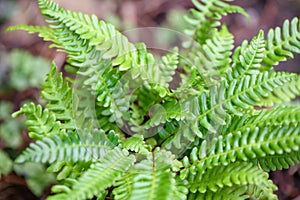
[{"left": 9, "top": 0, "right": 300, "bottom": 199}]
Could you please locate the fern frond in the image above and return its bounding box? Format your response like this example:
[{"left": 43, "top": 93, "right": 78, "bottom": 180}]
[
  {"left": 47, "top": 161, "right": 92, "bottom": 180},
  {"left": 15, "top": 129, "right": 116, "bottom": 164},
  {"left": 121, "top": 135, "right": 149, "bottom": 154},
  {"left": 224, "top": 105, "right": 300, "bottom": 135},
  {"left": 187, "top": 186, "right": 249, "bottom": 200},
  {"left": 38, "top": 0, "right": 151, "bottom": 71},
  {"left": 189, "top": 25, "right": 234, "bottom": 85},
  {"left": 144, "top": 47, "right": 179, "bottom": 88},
  {"left": 117, "top": 150, "right": 176, "bottom": 200},
  {"left": 257, "top": 151, "right": 300, "bottom": 172},
  {"left": 189, "top": 183, "right": 278, "bottom": 200},
  {"left": 49, "top": 148, "right": 135, "bottom": 200},
  {"left": 232, "top": 30, "right": 265, "bottom": 78},
  {"left": 12, "top": 103, "right": 61, "bottom": 140},
  {"left": 260, "top": 75, "right": 300, "bottom": 105},
  {"left": 225, "top": 71, "right": 298, "bottom": 108},
  {"left": 263, "top": 17, "right": 300, "bottom": 69},
  {"left": 184, "top": 0, "right": 248, "bottom": 45},
  {"left": 41, "top": 63, "right": 75, "bottom": 130},
  {"left": 181, "top": 125, "right": 300, "bottom": 184},
  {"left": 113, "top": 173, "right": 134, "bottom": 200},
  {"left": 194, "top": 162, "right": 277, "bottom": 195},
  {"left": 6, "top": 25, "right": 61, "bottom": 48},
  {"left": 168, "top": 71, "right": 297, "bottom": 150}
]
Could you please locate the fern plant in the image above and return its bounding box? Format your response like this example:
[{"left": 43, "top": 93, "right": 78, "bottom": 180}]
[{"left": 9, "top": 0, "right": 300, "bottom": 199}]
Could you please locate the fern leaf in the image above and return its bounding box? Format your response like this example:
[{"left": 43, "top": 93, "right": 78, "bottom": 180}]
[
  {"left": 257, "top": 151, "right": 300, "bottom": 172},
  {"left": 144, "top": 47, "right": 179, "bottom": 88},
  {"left": 41, "top": 63, "right": 75, "bottom": 130},
  {"left": 263, "top": 17, "right": 300, "bottom": 68},
  {"left": 15, "top": 129, "right": 116, "bottom": 164},
  {"left": 121, "top": 135, "right": 149, "bottom": 154},
  {"left": 12, "top": 103, "right": 61, "bottom": 140},
  {"left": 224, "top": 105, "right": 300, "bottom": 135},
  {"left": 49, "top": 148, "right": 135, "bottom": 200},
  {"left": 189, "top": 25, "right": 234, "bottom": 85},
  {"left": 6, "top": 25, "right": 61, "bottom": 48},
  {"left": 260, "top": 75, "right": 300, "bottom": 105},
  {"left": 47, "top": 161, "right": 92, "bottom": 180},
  {"left": 184, "top": 0, "right": 248, "bottom": 45},
  {"left": 193, "top": 162, "right": 277, "bottom": 195},
  {"left": 168, "top": 71, "right": 298, "bottom": 150},
  {"left": 37, "top": 0, "right": 150, "bottom": 71},
  {"left": 226, "top": 71, "right": 298, "bottom": 108},
  {"left": 187, "top": 186, "right": 249, "bottom": 200},
  {"left": 182, "top": 125, "right": 300, "bottom": 184},
  {"left": 232, "top": 30, "right": 265, "bottom": 78},
  {"left": 113, "top": 174, "right": 134, "bottom": 200},
  {"left": 120, "top": 150, "right": 176, "bottom": 200}
]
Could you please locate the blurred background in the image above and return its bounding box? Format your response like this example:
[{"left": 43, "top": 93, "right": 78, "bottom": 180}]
[{"left": 0, "top": 0, "right": 299, "bottom": 199}]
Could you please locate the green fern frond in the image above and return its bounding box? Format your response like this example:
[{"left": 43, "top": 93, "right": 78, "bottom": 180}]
[
  {"left": 124, "top": 150, "right": 176, "bottom": 200},
  {"left": 193, "top": 162, "right": 277, "bottom": 195},
  {"left": 224, "top": 105, "right": 300, "bottom": 135},
  {"left": 37, "top": 0, "right": 151, "bottom": 71},
  {"left": 6, "top": 25, "right": 61, "bottom": 48},
  {"left": 12, "top": 103, "right": 61, "bottom": 140},
  {"left": 263, "top": 17, "right": 300, "bottom": 69},
  {"left": 35, "top": 0, "right": 150, "bottom": 125},
  {"left": 257, "top": 151, "right": 300, "bottom": 172},
  {"left": 189, "top": 25, "right": 234, "bottom": 85},
  {"left": 189, "top": 183, "right": 278, "bottom": 200},
  {"left": 225, "top": 71, "right": 298, "bottom": 108},
  {"left": 187, "top": 186, "right": 249, "bottom": 200},
  {"left": 260, "top": 75, "right": 300, "bottom": 105},
  {"left": 121, "top": 135, "right": 149, "bottom": 154},
  {"left": 49, "top": 148, "right": 135, "bottom": 200},
  {"left": 181, "top": 125, "right": 300, "bottom": 184},
  {"left": 113, "top": 174, "right": 134, "bottom": 200},
  {"left": 47, "top": 161, "right": 92, "bottom": 180},
  {"left": 168, "top": 71, "right": 298, "bottom": 150},
  {"left": 48, "top": 178, "right": 107, "bottom": 200},
  {"left": 15, "top": 129, "right": 116, "bottom": 164},
  {"left": 232, "top": 30, "right": 265, "bottom": 78},
  {"left": 144, "top": 47, "right": 179, "bottom": 88},
  {"left": 41, "top": 63, "right": 75, "bottom": 130},
  {"left": 184, "top": 0, "right": 248, "bottom": 45}
]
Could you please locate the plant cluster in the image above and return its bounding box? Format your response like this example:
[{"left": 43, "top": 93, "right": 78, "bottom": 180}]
[{"left": 8, "top": 0, "right": 300, "bottom": 199}]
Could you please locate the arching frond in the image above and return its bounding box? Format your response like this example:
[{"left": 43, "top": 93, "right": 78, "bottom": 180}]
[
  {"left": 193, "top": 162, "right": 277, "bottom": 197},
  {"left": 115, "top": 150, "right": 176, "bottom": 200},
  {"left": 15, "top": 129, "right": 116, "bottom": 163},
  {"left": 48, "top": 148, "right": 135, "bottom": 200},
  {"left": 232, "top": 30, "right": 265, "bottom": 78},
  {"left": 181, "top": 125, "right": 300, "bottom": 184},
  {"left": 41, "top": 63, "right": 75, "bottom": 130},
  {"left": 188, "top": 25, "right": 234, "bottom": 85},
  {"left": 12, "top": 103, "right": 61, "bottom": 140},
  {"left": 223, "top": 105, "right": 300, "bottom": 135},
  {"left": 184, "top": 0, "right": 248, "bottom": 45},
  {"left": 263, "top": 17, "right": 300, "bottom": 69}
]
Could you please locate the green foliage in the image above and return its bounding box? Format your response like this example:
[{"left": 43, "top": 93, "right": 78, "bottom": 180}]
[
  {"left": 8, "top": 0, "right": 300, "bottom": 199},
  {"left": 263, "top": 18, "right": 300, "bottom": 69},
  {"left": 184, "top": 0, "right": 249, "bottom": 45}
]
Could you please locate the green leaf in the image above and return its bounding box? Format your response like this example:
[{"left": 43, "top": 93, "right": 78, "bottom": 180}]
[
  {"left": 48, "top": 148, "right": 135, "bottom": 200},
  {"left": 15, "top": 129, "right": 116, "bottom": 163}
]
